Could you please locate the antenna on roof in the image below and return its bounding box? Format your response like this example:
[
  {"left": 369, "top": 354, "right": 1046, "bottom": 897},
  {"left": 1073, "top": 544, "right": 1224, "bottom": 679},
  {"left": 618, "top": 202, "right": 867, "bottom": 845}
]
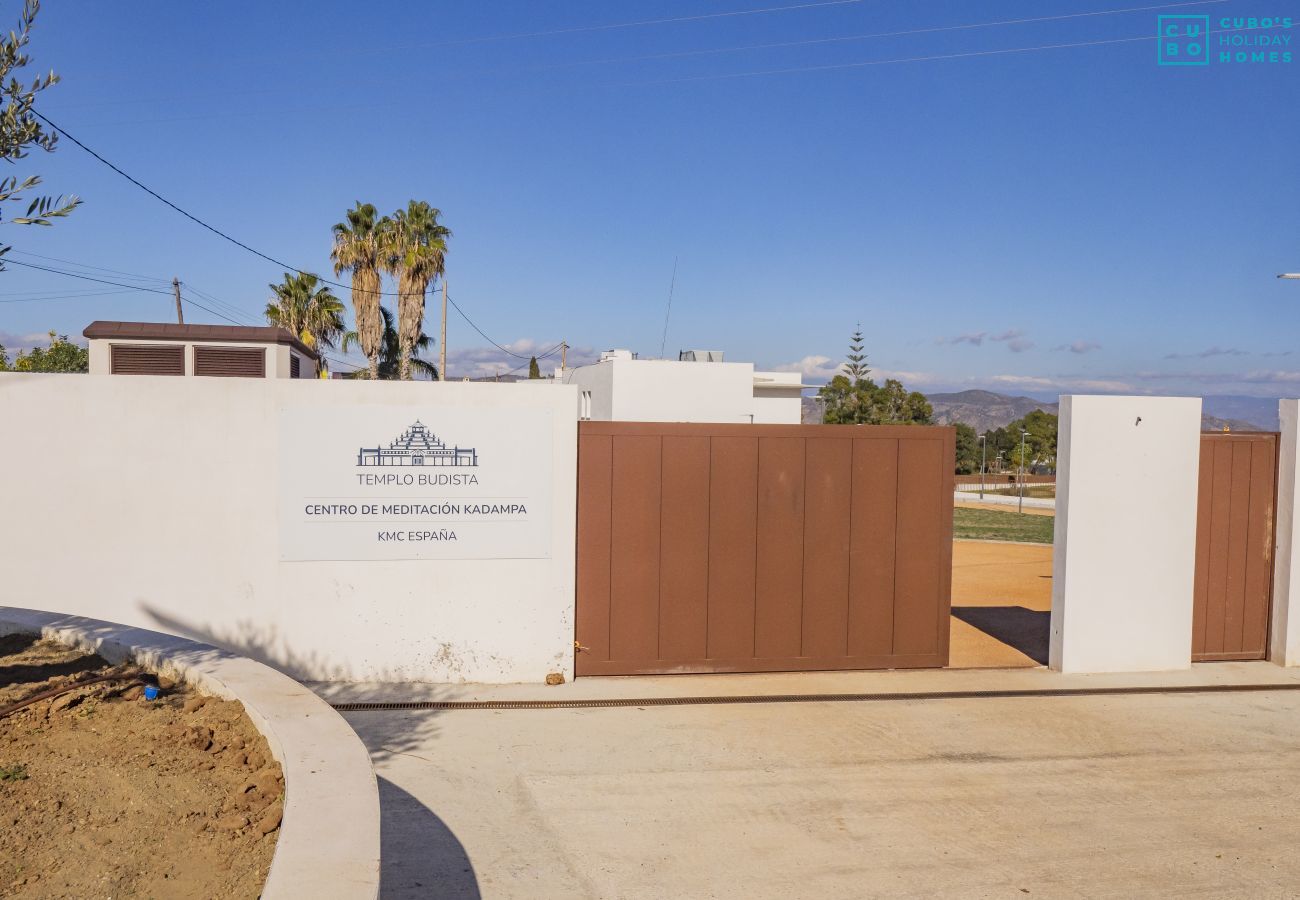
[{"left": 658, "top": 256, "right": 677, "bottom": 359}]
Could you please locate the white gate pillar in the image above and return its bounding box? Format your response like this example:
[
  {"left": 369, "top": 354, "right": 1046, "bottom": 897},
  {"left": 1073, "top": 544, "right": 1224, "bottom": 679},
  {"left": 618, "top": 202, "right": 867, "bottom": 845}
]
[
  {"left": 1270, "top": 400, "right": 1300, "bottom": 666},
  {"left": 1049, "top": 395, "right": 1203, "bottom": 673}
]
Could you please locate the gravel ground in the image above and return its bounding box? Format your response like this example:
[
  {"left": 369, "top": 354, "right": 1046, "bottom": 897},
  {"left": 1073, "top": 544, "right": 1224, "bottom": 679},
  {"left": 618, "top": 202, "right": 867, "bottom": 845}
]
[{"left": 0, "top": 634, "right": 282, "bottom": 899}]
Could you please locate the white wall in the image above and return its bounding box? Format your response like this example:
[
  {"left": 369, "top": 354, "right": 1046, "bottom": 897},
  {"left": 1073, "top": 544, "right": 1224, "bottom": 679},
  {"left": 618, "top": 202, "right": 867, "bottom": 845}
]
[
  {"left": 565, "top": 358, "right": 803, "bottom": 423},
  {"left": 612, "top": 359, "right": 755, "bottom": 422},
  {"left": 1271, "top": 399, "right": 1300, "bottom": 666},
  {"left": 752, "top": 371, "right": 805, "bottom": 424},
  {"left": 0, "top": 374, "right": 577, "bottom": 684},
  {"left": 1049, "top": 395, "right": 1203, "bottom": 673}
]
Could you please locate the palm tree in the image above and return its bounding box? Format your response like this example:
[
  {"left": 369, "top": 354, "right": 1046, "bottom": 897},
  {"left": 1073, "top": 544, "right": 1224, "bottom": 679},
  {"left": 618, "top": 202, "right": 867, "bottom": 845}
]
[
  {"left": 382, "top": 200, "right": 450, "bottom": 380},
  {"left": 341, "top": 306, "right": 438, "bottom": 380},
  {"left": 265, "top": 272, "right": 345, "bottom": 357},
  {"left": 331, "top": 202, "right": 385, "bottom": 380}
]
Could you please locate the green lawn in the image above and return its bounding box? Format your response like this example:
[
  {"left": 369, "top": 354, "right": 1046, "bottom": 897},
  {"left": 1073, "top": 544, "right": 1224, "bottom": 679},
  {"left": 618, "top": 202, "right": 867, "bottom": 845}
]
[{"left": 953, "top": 507, "right": 1055, "bottom": 544}]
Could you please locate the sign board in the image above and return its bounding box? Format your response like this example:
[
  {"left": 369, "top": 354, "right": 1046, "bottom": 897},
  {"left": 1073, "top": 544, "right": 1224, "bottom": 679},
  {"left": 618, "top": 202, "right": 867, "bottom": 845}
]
[{"left": 279, "top": 406, "right": 553, "bottom": 561}]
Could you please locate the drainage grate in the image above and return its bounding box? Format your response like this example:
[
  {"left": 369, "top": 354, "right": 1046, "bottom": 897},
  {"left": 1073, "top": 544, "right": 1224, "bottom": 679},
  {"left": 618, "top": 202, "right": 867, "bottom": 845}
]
[{"left": 330, "top": 681, "right": 1300, "bottom": 712}]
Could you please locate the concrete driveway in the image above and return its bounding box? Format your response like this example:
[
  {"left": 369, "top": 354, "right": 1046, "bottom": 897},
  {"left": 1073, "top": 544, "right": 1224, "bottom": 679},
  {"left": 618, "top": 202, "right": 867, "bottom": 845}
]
[{"left": 339, "top": 675, "right": 1300, "bottom": 899}]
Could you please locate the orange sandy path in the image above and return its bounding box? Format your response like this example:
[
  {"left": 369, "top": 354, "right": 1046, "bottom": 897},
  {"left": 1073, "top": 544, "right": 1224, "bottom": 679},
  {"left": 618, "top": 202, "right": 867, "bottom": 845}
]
[{"left": 949, "top": 540, "right": 1053, "bottom": 668}]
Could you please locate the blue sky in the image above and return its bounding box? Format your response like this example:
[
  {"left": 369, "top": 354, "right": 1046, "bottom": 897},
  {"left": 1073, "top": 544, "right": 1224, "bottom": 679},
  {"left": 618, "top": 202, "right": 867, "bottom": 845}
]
[{"left": 1, "top": 0, "right": 1297, "bottom": 395}]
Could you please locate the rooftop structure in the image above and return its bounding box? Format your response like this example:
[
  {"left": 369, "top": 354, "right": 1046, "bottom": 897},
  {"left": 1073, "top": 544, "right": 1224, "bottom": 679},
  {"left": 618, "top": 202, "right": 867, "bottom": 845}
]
[
  {"left": 83, "top": 321, "right": 319, "bottom": 379},
  {"left": 563, "top": 348, "right": 808, "bottom": 424}
]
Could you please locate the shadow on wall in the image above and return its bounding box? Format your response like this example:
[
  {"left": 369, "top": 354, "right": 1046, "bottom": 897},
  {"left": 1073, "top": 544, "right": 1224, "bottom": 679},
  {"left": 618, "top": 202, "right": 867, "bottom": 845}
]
[
  {"left": 375, "top": 776, "right": 480, "bottom": 899},
  {"left": 951, "top": 606, "right": 1051, "bottom": 665},
  {"left": 138, "top": 603, "right": 447, "bottom": 763},
  {"left": 138, "top": 602, "right": 500, "bottom": 687}
]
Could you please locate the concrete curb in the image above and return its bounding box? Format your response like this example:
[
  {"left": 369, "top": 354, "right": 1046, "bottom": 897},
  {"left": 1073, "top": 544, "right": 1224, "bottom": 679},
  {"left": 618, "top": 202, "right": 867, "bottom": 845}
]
[
  {"left": 0, "top": 606, "right": 380, "bottom": 900},
  {"left": 955, "top": 490, "right": 1055, "bottom": 510}
]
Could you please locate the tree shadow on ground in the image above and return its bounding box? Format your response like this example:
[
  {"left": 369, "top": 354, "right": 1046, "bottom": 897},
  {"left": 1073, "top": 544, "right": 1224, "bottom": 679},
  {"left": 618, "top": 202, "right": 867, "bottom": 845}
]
[
  {"left": 951, "top": 606, "right": 1050, "bottom": 665},
  {"left": 138, "top": 604, "right": 444, "bottom": 763},
  {"left": 0, "top": 632, "right": 109, "bottom": 689},
  {"left": 376, "top": 776, "right": 481, "bottom": 900}
]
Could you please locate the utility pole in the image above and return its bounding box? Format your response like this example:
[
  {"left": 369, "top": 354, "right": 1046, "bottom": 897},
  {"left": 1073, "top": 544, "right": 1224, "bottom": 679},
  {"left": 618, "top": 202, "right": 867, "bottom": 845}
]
[
  {"left": 439, "top": 277, "right": 447, "bottom": 381},
  {"left": 172, "top": 277, "right": 184, "bottom": 325},
  {"left": 560, "top": 341, "right": 568, "bottom": 373},
  {"left": 1018, "top": 429, "right": 1029, "bottom": 514}
]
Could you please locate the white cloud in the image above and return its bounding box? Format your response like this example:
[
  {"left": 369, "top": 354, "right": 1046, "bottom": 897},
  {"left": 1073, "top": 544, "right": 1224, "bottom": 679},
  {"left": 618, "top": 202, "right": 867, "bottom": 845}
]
[
  {"left": 772, "top": 354, "right": 840, "bottom": 380},
  {"left": 1164, "top": 346, "right": 1249, "bottom": 360},
  {"left": 938, "top": 329, "right": 1032, "bottom": 352},
  {"left": 938, "top": 331, "right": 987, "bottom": 346},
  {"left": 442, "top": 339, "right": 597, "bottom": 379},
  {"left": 1054, "top": 341, "right": 1102, "bottom": 354},
  {"left": 0, "top": 330, "right": 53, "bottom": 352}
]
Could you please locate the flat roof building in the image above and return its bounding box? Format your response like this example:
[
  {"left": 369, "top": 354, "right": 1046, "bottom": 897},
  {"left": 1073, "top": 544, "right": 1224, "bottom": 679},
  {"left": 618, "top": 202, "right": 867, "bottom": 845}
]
[
  {"left": 562, "top": 349, "right": 808, "bottom": 424},
  {"left": 83, "top": 321, "right": 319, "bottom": 379}
]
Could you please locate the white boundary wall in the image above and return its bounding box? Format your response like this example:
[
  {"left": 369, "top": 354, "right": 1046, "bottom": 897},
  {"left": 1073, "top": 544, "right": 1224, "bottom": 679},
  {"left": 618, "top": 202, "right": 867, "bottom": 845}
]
[
  {"left": 0, "top": 374, "right": 578, "bottom": 683},
  {"left": 1271, "top": 399, "right": 1300, "bottom": 666},
  {"left": 1050, "top": 395, "right": 1203, "bottom": 673}
]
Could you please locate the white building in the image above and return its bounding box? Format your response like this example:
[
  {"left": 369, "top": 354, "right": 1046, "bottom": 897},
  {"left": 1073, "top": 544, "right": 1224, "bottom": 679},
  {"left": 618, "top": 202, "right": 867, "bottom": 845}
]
[
  {"left": 562, "top": 349, "right": 807, "bottom": 424},
  {"left": 84, "top": 321, "right": 319, "bottom": 379}
]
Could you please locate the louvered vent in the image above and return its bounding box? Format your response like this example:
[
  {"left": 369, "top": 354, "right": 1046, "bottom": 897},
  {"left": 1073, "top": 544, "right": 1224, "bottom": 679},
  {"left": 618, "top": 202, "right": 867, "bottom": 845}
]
[
  {"left": 290, "top": 354, "right": 301, "bottom": 378},
  {"left": 194, "top": 346, "right": 266, "bottom": 378},
  {"left": 110, "top": 344, "right": 184, "bottom": 376}
]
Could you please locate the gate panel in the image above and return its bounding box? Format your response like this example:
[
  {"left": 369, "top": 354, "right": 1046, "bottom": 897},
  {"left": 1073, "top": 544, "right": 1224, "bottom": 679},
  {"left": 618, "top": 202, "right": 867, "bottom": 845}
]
[
  {"left": 754, "top": 438, "right": 805, "bottom": 659},
  {"left": 706, "top": 436, "right": 758, "bottom": 661},
  {"left": 894, "top": 437, "right": 950, "bottom": 655},
  {"left": 848, "top": 439, "right": 898, "bottom": 657},
  {"left": 575, "top": 433, "right": 612, "bottom": 664},
  {"left": 609, "top": 436, "right": 660, "bottom": 661},
  {"left": 802, "top": 439, "right": 853, "bottom": 659},
  {"left": 1192, "top": 432, "right": 1278, "bottom": 662},
  {"left": 658, "top": 436, "right": 711, "bottom": 661},
  {"left": 575, "top": 423, "right": 954, "bottom": 676}
]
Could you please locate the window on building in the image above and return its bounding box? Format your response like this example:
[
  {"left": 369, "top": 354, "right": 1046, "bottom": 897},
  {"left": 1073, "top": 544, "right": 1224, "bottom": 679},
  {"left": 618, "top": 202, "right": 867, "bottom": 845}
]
[
  {"left": 290, "top": 354, "right": 301, "bottom": 379},
  {"left": 194, "top": 346, "right": 266, "bottom": 378},
  {"left": 110, "top": 344, "right": 184, "bottom": 376},
  {"left": 581, "top": 390, "right": 592, "bottom": 420}
]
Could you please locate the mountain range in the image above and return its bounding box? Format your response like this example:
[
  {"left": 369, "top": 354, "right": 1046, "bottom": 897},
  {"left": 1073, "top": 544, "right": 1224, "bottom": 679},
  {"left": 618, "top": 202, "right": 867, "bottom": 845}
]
[{"left": 801, "top": 390, "right": 1279, "bottom": 432}]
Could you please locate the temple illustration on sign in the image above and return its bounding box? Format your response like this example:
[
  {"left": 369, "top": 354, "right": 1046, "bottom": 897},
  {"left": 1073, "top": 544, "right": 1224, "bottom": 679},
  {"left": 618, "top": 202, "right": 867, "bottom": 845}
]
[{"left": 356, "top": 420, "right": 479, "bottom": 467}]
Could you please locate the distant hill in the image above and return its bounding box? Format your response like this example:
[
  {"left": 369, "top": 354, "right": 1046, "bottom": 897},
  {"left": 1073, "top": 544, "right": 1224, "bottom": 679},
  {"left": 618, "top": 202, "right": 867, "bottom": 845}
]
[
  {"left": 1201, "top": 396, "right": 1278, "bottom": 431},
  {"left": 926, "top": 390, "right": 1058, "bottom": 433},
  {"left": 804, "top": 389, "right": 1280, "bottom": 432},
  {"left": 1201, "top": 414, "right": 1269, "bottom": 433}
]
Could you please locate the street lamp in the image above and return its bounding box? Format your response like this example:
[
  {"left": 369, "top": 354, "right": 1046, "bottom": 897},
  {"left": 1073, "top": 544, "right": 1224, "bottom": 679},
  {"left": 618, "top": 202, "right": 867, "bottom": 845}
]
[
  {"left": 978, "top": 434, "right": 987, "bottom": 499},
  {"left": 1018, "top": 429, "right": 1029, "bottom": 514}
]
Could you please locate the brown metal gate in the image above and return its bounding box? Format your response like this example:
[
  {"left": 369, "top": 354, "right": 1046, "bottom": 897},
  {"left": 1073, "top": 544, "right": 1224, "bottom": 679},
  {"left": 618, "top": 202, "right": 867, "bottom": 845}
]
[
  {"left": 575, "top": 422, "right": 954, "bottom": 676},
  {"left": 1192, "top": 432, "right": 1279, "bottom": 661}
]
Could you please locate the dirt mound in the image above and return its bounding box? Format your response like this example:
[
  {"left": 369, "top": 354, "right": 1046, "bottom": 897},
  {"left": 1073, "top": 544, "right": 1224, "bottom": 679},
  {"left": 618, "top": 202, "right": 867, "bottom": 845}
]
[{"left": 0, "top": 633, "right": 281, "bottom": 898}]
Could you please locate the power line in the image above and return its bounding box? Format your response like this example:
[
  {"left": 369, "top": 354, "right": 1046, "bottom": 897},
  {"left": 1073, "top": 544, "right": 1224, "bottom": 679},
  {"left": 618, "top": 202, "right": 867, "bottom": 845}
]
[
  {"left": 446, "top": 292, "right": 542, "bottom": 361},
  {"left": 2, "top": 257, "right": 244, "bottom": 325},
  {"left": 28, "top": 117, "right": 533, "bottom": 358},
  {"left": 311, "top": 0, "right": 871, "bottom": 55},
  {"left": 0, "top": 288, "right": 138, "bottom": 304},
  {"left": 631, "top": 18, "right": 1289, "bottom": 84},
  {"left": 6, "top": 249, "right": 173, "bottom": 283},
  {"left": 562, "top": 0, "right": 1229, "bottom": 70},
  {"left": 30, "top": 110, "right": 393, "bottom": 298},
  {"left": 26, "top": 110, "right": 529, "bottom": 361},
  {"left": 2, "top": 258, "right": 176, "bottom": 295}
]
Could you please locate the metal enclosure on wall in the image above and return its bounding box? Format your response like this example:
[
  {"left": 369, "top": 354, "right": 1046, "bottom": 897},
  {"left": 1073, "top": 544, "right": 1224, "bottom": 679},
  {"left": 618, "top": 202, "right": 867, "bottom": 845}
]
[
  {"left": 1193, "top": 432, "right": 1279, "bottom": 661},
  {"left": 575, "top": 422, "right": 955, "bottom": 676}
]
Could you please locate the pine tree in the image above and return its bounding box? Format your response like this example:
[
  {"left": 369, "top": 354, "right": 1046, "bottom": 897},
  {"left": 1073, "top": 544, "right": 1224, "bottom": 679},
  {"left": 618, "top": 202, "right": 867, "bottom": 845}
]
[
  {"left": 528, "top": 356, "right": 541, "bottom": 379},
  {"left": 843, "top": 325, "right": 870, "bottom": 383}
]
